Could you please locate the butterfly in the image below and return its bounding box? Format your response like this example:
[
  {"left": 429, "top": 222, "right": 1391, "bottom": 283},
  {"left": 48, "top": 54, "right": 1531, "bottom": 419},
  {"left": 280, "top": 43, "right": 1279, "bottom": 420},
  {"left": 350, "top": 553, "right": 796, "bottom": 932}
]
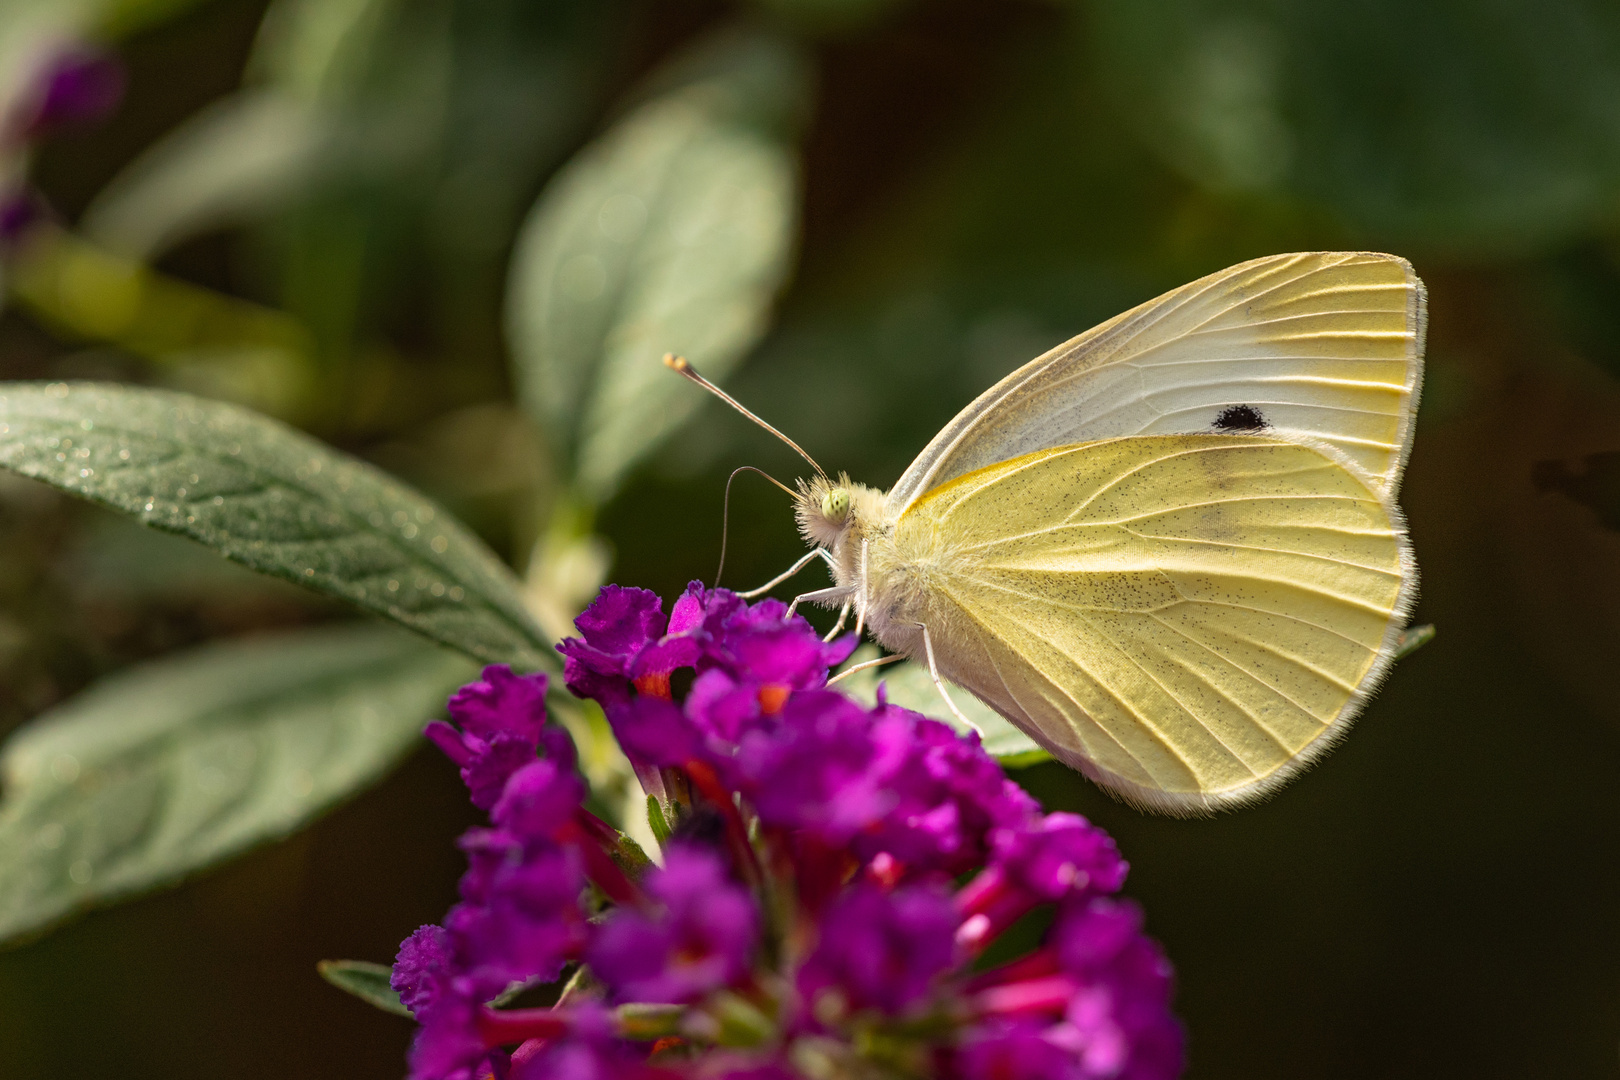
[{"left": 670, "top": 251, "right": 1424, "bottom": 814}]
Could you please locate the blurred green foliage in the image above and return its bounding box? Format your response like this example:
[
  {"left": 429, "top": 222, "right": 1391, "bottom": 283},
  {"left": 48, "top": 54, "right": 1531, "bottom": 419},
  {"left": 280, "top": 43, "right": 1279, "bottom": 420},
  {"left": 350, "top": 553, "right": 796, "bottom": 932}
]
[
  {"left": 0, "top": 623, "right": 474, "bottom": 944},
  {"left": 1, "top": 0, "right": 1619, "bottom": 1078}
]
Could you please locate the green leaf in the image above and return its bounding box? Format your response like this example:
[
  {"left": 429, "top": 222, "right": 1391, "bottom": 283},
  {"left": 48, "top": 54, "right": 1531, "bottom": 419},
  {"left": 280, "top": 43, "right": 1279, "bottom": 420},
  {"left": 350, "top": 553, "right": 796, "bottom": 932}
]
[
  {"left": 317, "top": 959, "right": 413, "bottom": 1018},
  {"left": 0, "top": 623, "right": 478, "bottom": 946},
  {"left": 611, "top": 831, "right": 655, "bottom": 887},
  {"left": 253, "top": 0, "right": 618, "bottom": 381},
  {"left": 744, "top": 0, "right": 912, "bottom": 34},
  {"left": 837, "top": 648, "right": 1052, "bottom": 768},
  {"left": 0, "top": 382, "right": 549, "bottom": 667},
  {"left": 0, "top": 0, "right": 212, "bottom": 68},
  {"left": 1085, "top": 0, "right": 1620, "bottom": 255},
  {"left": 81, "top": 92, "right": 322, "bottom": 261},
  {"left": 1394, "top": 623, "right": 1436, "bottom": 661},
  {"left": 249, "top": 0, "right": 384, "bottom": 102},
  {"left": 7, "top": 228, "right": 319, "bottom": 419},
  {"left": 506, "top": 24, "right": 809, "bottom": 503},
  {"left": 95, "top": 0, "right": 216, "bottom": 38}
]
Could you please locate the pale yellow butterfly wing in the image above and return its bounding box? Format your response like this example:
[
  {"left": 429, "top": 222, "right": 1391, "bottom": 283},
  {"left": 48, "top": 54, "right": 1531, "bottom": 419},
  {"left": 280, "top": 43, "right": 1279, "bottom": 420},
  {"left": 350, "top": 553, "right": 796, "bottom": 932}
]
[
  {"left": 887, "top": 252, "right": 1425, "bottom": 513},
  {"left": 886, "top": 434, "right": 1413, "bottom": 813}
]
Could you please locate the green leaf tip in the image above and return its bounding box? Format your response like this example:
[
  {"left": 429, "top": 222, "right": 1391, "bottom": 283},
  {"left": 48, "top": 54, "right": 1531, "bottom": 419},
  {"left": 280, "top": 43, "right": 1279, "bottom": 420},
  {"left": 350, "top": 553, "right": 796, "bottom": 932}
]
[
  {"left": 317, "top": 959, "right": 414, "bottom": 1018},
  {"left": 1394, "top": 623, "right": 1436, "bottom": 661},
  {"left": 613, "top": 830, "right": 655, "bottom": 878},
  {"left": 0, "top": 382, "right": 549, "bottom": 668},
  {"left": 647, "top": 795, "right": 673, "bottom": 847}
]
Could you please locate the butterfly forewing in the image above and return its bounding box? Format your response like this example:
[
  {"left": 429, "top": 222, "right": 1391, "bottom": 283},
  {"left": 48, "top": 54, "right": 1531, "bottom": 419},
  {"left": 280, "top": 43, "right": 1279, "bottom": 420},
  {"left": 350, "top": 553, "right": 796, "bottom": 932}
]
[
  {"left": 887, "top": 252, "right": 1424, "bottom": 515},
  {"left": 888, "top": 435, "right": 1412, "bottom": 813}
]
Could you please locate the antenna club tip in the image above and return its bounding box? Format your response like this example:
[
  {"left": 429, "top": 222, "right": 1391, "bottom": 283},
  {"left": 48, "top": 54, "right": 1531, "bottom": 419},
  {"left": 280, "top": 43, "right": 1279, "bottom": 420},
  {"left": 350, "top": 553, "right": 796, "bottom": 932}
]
[{"left": 663, "top": 353, "right": 690, "bottom": 372}]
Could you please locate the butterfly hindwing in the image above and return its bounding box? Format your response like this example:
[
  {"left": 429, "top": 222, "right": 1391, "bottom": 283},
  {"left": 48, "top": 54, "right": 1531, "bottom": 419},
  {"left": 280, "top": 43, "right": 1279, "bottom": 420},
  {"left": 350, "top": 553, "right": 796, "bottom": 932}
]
[
  {"left": 885, "top": 434, "right": 1413, "bottom": 813},
  {"left": 887, "top": 252, "right": 1425, "bottom": 515}
]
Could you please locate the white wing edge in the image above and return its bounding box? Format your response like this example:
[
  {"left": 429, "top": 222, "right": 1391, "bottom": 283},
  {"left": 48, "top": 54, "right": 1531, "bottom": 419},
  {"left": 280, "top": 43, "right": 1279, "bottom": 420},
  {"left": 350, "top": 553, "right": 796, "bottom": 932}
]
[{"left": 1382, "top": 255, "right": 1427, "bottom": 500}]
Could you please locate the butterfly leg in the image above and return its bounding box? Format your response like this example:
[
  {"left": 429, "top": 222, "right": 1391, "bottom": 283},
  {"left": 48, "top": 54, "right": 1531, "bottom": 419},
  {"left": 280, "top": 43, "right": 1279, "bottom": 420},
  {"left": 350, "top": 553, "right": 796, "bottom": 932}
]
[
  {"left": 786, "top": 586, "right": 848, "bottom": 621},
  {"left": 853, "top": 539, "right": 870, "bottom": 640},
  {"left": 919, "top": 623, "right": 974, "bottom": 730},
  {"left": 738, "top": 548, "right": 835, "bottom": 599},
  {"left": 822, "top": 600, "right": 852, "bottom": 642},
  {"left": 826, "top": 651, "right": 904, "bottom": 686}
]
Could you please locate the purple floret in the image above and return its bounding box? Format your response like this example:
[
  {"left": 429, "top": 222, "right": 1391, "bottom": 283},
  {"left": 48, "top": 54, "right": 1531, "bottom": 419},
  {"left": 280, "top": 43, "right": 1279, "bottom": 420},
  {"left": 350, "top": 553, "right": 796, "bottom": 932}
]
[
  {"left": 797, "top": 882, "right": 960, "bottom": 1018},
  {"left": 696, "top": 594, "right": 855, "bottom": 691},
  {"left": 449, "top": 665, "right": 550, "bottom": 744},
  {"left": 958, "top": 1019, "right": 1088, "bottom": 1080},
  {"left": 1048, "top": 897, "right": 1184, "bottom": 1080},
  {"left": 733, "top": 691, "right": 908, "bottom": 843},
  {"left": 393, "top": 925, "right": 454, "bottom": 1016},
  {"left": 446, "top": 832, "right": 582, "bottom": 999},
  {"left": 492, "top": 758, "right": 587, "bottom": 838},
  {"left": 590, "top": 845, "right": 758, "bottom": 1004},
  {"left": 412, "top": 978, "right": 504, "bottom": 1080},
  {"left": 993, "top": 813, "right": 1129, "bottom": 902},
  {"left": 425, "top": 666, "right": 558, "bottom": 810},
  {"left": 856, "top": 715, "right": 1039, "bottom": 875},
  {"left": 559, "top": 584, "right": 705, "bottom": 706},
  {"left": 606, "top": 694, "right": 702, "bottom": 768}
]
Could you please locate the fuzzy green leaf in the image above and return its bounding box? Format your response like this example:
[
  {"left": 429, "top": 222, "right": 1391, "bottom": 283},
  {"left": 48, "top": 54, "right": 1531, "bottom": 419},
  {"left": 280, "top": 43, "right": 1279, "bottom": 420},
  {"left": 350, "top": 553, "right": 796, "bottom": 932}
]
[
  {"left": 0, "top": 382, "right": 549, "bottom": 667},
  {"left": 506, "top": 25, "right": 808, "bottom": 502},
  {"left": 0, "top": 624, "right": 477, "bottom": 946}
]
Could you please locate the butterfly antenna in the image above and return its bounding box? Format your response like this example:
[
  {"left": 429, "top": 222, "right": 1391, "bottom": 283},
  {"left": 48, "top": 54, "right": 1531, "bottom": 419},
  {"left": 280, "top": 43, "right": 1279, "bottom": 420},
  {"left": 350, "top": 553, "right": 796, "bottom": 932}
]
[
  {"left": 715, "top": 465, "right": 798, "bottom": 588},
  {"left": 664, "top": 354, "right": 828, "bottom": 481}
]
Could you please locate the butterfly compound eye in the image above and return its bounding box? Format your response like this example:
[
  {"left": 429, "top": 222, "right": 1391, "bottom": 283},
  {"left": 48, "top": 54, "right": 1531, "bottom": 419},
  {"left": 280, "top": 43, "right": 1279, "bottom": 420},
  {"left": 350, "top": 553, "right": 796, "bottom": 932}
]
[{"left": 822, "top": 488, "right": 851, "bottom": 521}]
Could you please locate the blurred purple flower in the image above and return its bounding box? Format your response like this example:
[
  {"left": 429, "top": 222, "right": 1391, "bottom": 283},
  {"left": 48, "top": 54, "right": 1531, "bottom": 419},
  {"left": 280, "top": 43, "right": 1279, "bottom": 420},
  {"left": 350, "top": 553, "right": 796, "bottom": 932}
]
[
  {"left": 11, "top": 46, "right": 124, "bottom": 141},
  {"left": 0, "top": 188, "right": 44, "bottom": 246},
  {"left": 796, "top": 882, "right": 959, "bottom": 1017},
  {"left": 993, "top": 813, "right": 1129, "bottom": 902},
  {"left": 958, "top": 1019, "right": 1087, "bottom": 1080},
  {"left": 590, "top": 844, "right": 758, "bottom": 1004},
  {"left": 1049, "top": 898, "right": 1185, "bottom": 1080}
]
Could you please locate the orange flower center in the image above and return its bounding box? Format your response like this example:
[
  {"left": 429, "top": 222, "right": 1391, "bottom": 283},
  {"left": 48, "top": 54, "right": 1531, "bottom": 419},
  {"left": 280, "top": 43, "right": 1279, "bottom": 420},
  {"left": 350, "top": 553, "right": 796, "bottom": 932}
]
[
  {"left": 634, "top": 672, "right": 673, "bottom": 700},
  {"left": 756, "top": 683, "right": 791, "bottom": 714}
]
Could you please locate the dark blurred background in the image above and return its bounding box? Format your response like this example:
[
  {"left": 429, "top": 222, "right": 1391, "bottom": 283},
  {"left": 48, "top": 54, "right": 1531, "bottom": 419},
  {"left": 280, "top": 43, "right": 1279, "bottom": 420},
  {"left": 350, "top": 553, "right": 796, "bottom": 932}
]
[{"left": 4, "top": 0, "right": 1620, "bottom": 1077}]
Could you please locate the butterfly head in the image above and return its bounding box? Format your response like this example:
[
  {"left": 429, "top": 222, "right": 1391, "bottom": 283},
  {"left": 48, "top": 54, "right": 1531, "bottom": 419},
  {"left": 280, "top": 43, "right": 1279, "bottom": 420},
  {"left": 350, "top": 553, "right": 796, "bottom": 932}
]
[
  {"left": 821, "top": 486, "right": 851, "bottom": 521},
  {"left": 795, "top": 472, "right": 881, "bottom": 550}
]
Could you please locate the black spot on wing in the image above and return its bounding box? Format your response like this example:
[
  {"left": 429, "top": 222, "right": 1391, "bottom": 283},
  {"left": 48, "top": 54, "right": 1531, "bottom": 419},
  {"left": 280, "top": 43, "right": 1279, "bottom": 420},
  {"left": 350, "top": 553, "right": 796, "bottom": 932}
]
[{"left": 1214, "top": 404, "right": 1268, "bottom": 431}]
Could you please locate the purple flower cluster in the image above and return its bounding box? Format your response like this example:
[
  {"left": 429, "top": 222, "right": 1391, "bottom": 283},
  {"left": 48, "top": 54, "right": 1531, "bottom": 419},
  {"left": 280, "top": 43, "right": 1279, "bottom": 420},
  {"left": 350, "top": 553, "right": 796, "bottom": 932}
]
[
  {"left": 395, "top": 668, "right": 598, "bottom": 1079},
  {"left": 395, "top": 584, "right": 1184, "bottom": 1080}
]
